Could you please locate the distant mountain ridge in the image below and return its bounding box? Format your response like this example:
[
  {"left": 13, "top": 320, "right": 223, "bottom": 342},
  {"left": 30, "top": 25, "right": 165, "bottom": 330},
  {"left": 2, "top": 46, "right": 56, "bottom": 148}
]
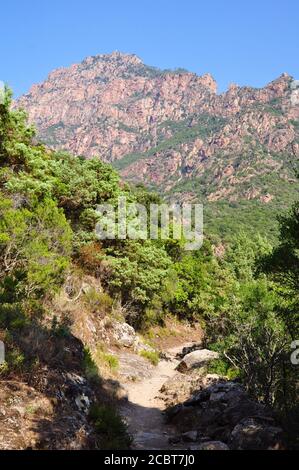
[{"left": 15, "top": 52, "right": 299, "bottom": 239}]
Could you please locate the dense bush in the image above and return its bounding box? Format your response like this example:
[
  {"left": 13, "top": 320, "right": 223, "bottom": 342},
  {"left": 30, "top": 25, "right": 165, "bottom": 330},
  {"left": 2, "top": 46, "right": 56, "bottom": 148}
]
[
  {"left": 0, "top": 89, "right": 173, "bottom": 321},
  {"left": 0, "top": 196, "right": 72, "bottom": 300}
]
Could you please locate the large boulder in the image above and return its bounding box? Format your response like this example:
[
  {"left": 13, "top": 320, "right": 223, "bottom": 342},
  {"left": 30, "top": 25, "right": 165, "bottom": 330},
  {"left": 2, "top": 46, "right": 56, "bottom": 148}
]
[
  {"left": 169, "top": 404, "right": 223, "bottom": 432},
  {"left": 112, "top": 321, "right": 156, "bottom": 353},
  {"left": 230, "top": 418, "right": 284, "bottom": 450},
  {"left": 112, "top": 322, "right": 137, "bottom": 348},
  {"left": 185, "top": 380, "right": 248, "bottom": 409},
  {"left": 164, "top": 375, "right": 284, "bottom": 449},
  {"left": 159, "top": 372, "right": 205, "bottom": 408},
  {"left": 175, "top": 342, "right": 203, "bottom": 359},
  {"left": 221, "top": 396, "right": 272, "bottom": 427},
  {"left": 176, "top": 349, "right": 219, "bottom": 373},
  {"left": 168, "top": 405, "right": 203, "bottom": 431}
]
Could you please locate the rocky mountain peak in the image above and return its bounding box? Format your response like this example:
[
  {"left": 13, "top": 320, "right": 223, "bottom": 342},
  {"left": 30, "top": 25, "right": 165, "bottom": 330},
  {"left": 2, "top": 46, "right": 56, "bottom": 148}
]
[
  {"left": 265, "top": 72, "right": 293, "bottom": 95},
  {"left": 14, "top": 55, "right": 299, "bottom": 231},
  {"left": 197, "top": 73, "right": 217, "bottom": 93},
  {"left": 82, "top": 50, "right": 144, "bottom": 68}
]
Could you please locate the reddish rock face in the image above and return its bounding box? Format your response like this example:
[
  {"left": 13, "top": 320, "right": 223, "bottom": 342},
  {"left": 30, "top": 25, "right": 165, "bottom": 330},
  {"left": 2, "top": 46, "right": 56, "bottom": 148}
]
[
  {"left": 16, "top": 52, "right": 217, "bottom": 161},
  {"left": 15, "top": 52, "right": 299, "bottom": 205}
]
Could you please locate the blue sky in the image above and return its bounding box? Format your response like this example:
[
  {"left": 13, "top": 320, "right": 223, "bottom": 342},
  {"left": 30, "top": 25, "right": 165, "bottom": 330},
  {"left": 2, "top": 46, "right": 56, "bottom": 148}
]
[{"left": 1, "top": 0, "right": 298, "bottom": 97}]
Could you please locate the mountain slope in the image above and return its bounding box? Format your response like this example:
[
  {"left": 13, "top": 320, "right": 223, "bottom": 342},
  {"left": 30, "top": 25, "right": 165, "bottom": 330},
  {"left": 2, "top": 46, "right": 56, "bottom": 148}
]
[{"left": 15, "top": 52, "right": 299, "bottom": 239}]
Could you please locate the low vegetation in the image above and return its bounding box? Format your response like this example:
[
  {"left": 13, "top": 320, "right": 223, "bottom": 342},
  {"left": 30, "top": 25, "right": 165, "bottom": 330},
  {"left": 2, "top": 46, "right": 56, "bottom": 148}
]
[
  {"left": 139, "top": 349, "right": 160, "bottom": 366},
  {"left": 95, "top": 345, "right": 119, "bottom": 374},
  {"left": 89, "top": 404, "right": 132, "bottom": 449}
]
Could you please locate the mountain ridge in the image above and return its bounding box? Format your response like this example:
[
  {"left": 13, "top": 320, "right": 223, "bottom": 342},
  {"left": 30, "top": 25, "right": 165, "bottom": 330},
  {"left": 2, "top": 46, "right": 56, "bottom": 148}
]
[{"left": 15, "top": 52, "right": 299, "bottom": 239}]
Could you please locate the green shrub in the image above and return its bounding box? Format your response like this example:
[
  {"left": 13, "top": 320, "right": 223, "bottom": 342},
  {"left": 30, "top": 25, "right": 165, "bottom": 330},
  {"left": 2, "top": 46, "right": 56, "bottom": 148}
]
[
  {"left": 139, "top": 349, "right": 159, "bottom": 366},
  {"left": 103, "top": 353, "right": 119, "bottom": 372},
  {"left": 95, "top": 346, "right": 119, "bottom": 373},
  {"left": 0, "top": 347, "right": 26, "bottom": 375},
  {"left": 83, "top": 288, "right": 113, "bottom": 315},
  {"left": 0, "top": 196, "right": 72, "bottom": 301},
  {"left": 207, "top": 279, "right": 294, "bottom": 406},
  {"left": 207, "top": 358, "right": 240, "bottom": 380},
  {"left": 89, "top": 404, "right": 132, "bottom": 449},
  {"left": 82, "top": 347, "right": 100, "bottom": 382},
  {"left": 106, "top": 240, "right": 171, "bottom": 319}
]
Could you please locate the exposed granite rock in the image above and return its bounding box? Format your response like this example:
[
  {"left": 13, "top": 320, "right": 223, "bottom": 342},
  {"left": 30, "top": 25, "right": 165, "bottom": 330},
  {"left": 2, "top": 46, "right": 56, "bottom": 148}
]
[
  {"left": 175, "top": 342, "right": 203, "bottom": 359},
  {"left": 230, "top": 417, "right": 284, "bottom": 450},
  {"left": 16, "top": 52, "right": 217, "bottom": 162},
  {"left": 14, "top": 53, "right": 299, "bottom": 209},
  {"left": 176, "top": 349, "right": 219, "bottom": 373},
  {"left": 118, "top": 352, "right": 155, "bottom": 381},
  {"left": 164, "top": 375, "right": 284, "bottom": 450},
  {"left": 112, "top": 321, "right": 137, "bottom": 348}
]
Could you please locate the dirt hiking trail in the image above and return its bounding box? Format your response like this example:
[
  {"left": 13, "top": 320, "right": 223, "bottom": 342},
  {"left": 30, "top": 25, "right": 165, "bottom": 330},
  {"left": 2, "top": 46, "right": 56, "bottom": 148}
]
[{"left": 120, "top": 344, "right": 193, "bottom": 450}]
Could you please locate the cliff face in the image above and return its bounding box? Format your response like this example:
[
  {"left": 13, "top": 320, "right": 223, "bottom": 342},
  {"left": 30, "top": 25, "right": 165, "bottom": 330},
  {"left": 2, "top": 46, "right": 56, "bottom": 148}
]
[
  {"left": 15, "top": 53, "right": 299, "bottom": 229},
  {"left": 16, "top": 52, "right": 218, "bottom": 161}
]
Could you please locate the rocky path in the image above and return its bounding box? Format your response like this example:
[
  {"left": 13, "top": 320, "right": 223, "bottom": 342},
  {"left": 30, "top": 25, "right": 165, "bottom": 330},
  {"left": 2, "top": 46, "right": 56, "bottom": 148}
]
[
  {"left": 119, "top": 340, "right": 284, "bottom": 451},
  {"left": 120, "top": 344, "right": 192, "bottom": 450}
]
